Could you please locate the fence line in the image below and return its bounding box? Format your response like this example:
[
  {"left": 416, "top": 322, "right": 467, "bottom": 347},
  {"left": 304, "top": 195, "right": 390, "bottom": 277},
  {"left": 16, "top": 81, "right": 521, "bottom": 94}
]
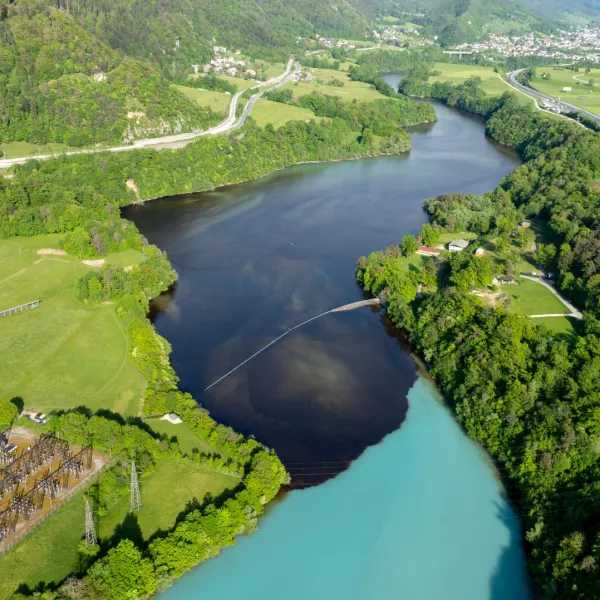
[{"left": 0, "top": 300, "right": 40, "bottom": 318}]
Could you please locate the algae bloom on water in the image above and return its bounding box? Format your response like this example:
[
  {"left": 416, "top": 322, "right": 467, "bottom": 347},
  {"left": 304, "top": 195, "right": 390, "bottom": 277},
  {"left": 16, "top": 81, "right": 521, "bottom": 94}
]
[{"left": 160, "top": 377, "right": 532, "bottom": 600}]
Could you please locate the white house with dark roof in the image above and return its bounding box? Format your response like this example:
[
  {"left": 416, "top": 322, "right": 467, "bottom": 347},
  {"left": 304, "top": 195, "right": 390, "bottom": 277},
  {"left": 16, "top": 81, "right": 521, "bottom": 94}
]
[{"left": 448, "top": 239, "right": 470, "bottom": 252}]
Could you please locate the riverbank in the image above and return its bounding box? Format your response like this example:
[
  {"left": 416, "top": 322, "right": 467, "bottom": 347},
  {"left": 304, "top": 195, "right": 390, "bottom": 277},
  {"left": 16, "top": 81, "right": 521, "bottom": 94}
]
[{"left": 357, "top": 74, "right": 600, "bottom": 597}]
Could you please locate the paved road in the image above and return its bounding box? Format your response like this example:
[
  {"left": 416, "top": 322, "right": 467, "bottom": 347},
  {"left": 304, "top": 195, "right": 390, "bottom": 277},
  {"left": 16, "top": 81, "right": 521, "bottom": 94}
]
[
  {"left": 506, "top": 69, "right": 600, "bottom": 125},
  {"left": 520, "top": 275, "right": 583, "bottom": 319},
  {"left": 0, "top": 58, "right": 296, "bottom": 169},
  {"left": 231, "top": 61, "right": 301, "bottom": 131}
]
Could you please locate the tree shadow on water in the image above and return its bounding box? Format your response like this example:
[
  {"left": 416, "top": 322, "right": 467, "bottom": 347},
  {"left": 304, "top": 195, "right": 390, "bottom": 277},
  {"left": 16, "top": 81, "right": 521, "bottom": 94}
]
[{"left": 489, "top": 500, "right": 535, "bottom": 600}]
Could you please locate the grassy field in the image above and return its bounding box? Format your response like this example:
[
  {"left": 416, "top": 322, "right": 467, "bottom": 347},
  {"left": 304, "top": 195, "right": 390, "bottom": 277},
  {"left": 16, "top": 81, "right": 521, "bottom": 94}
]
[
  {"left": 280, "top": 68, "right": 385, "bottom": 103},
  {"left": 531, "top": 67, "right": 600, "bottom": 115},
  {"left": 0, "top": 459, "right": 237, "bottom": 599},
  {"left": 144, "top": 419, "right": 217, "bottom": 455},
  {"left": 189, "top": 74, "right": 256, "bottom": 90},
  {"left": 173, "top": 85, "right": 230, "bottom": 113},
  {"left": 0, "top": 235, "right": 146, "bottom": 415},
  {"left": 501, "top": 278, "right": 570, "bottom": 316},
  {"left": 535, "top": 315, "right": 578, "bottom": 336},
  {"left": 0, "top": 141, "right": 68, "bottom": 159},
  {"left": 251, "top": 98, "right": 316, "bottom": 128},
  {"left": 437, "top": 231, "right": 478, "bottom": 246},
  {"left": 430, "top": 63, "right": 508, "bottom": 96}
]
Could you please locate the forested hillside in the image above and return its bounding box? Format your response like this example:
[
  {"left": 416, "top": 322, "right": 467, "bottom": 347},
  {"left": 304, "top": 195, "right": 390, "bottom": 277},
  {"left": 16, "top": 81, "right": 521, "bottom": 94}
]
[
  {"left": 369, "top": 0, "right": 553, "bottom": 45},
  {"left": 64, "top": 0, "right": 370, "bottom": 75},
  {"left": 368, "top": 0, "right": 598, "bottom": 33},
  {"left": 0, "top": 0, "right": 219, "bottom": 146}
]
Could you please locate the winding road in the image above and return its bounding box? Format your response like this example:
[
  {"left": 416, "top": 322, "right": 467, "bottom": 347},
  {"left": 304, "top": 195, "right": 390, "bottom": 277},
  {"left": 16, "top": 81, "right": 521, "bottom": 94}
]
[
  {"left": 0, "top": 58, "right": 298, "bottom": 169},
  {"left": 506, "top": 69, "right": 600, "bottom": 125}
]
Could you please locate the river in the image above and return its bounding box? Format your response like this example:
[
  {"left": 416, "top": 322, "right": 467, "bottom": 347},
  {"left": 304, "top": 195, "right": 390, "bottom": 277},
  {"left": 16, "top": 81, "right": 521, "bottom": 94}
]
[{"left": 125, "top": 88, "right": 531, "bottom": 598}]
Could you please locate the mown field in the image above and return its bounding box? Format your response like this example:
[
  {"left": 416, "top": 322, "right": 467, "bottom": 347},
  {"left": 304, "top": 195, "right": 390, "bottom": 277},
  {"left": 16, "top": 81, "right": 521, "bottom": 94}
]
[
  {"left": 0, "top": 141, "right": 69, "bottom": 159},
  {"left": 173, "top": 85, "right": 231, "bottom": 114},
  {"left": 0, "top": 235, "right": 146, "bottom": 415},
  {"left": 280, "top": 67, "right": 385, "bottom": 102},
  {"left": 430, "top": 62, "right": 554, "bottom": 112},
  {"left": 251, "top": 98, "right": 316, "bottom": 128},
  {"left": 501, "top": 278, "right": 570, "bottom": 316},
  {"left": 0, "top": 457, "right": 237, "bottom": 599},
  {"left": 532, "top": 67, "right": 600, "bottom": 115}
]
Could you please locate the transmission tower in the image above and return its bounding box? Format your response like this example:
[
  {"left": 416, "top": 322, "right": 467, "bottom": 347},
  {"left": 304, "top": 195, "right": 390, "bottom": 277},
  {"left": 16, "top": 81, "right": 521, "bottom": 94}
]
[
  {"left": 85, "top": 498, "right": 97, "bottom": 547},
  {"left": 130, "top": 461, "right": 141, "bottom": 512}
]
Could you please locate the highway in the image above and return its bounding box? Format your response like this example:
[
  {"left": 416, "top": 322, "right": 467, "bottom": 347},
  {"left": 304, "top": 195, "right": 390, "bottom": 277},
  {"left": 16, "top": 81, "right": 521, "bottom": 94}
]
[
  {"left": 0, "top": 58, "right": 297, "bottom": 169},
  {"left": 506, "top": 69, "right": 600, "bottom": 125}
]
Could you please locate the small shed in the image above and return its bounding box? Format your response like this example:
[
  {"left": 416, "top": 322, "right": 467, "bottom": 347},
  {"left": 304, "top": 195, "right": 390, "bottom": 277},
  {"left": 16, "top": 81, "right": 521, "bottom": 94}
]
[
  {"left": 562, "top": 87, "right": 572, "bottom": 92},
  {"left": 475, "top": 248, "right": 485, "bottom": 256},
  {"left": 520, "top": 220, "right": 531, "bottom": 228},
  {"left": 448, "top": 239, "right": 469, "bottom": 252}
]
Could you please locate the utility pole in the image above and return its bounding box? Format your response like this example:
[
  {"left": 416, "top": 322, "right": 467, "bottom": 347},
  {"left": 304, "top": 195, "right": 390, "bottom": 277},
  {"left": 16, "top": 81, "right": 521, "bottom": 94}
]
[
  {"left": 85, "top": 498, "right": 97, "bottom": 547},
  {"left": 130, "top": 461, "right": 141, "bottom": 512}
]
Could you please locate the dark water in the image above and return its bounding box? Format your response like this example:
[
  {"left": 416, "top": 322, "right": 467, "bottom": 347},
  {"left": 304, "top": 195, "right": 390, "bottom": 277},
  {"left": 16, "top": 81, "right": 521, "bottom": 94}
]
[{"left": 125, "top": 96, "right": 520, "bottom": 482}]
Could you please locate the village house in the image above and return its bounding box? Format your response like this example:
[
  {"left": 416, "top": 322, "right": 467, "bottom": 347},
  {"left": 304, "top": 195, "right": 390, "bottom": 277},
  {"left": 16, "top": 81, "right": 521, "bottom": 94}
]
[
  {"left": 417, "top": 246, "right": 440, "bottom": 257},
  {"left": 448, "top": 239, "right": 470, "bottom": 252},
  {"left": 497, "top": 275, "right": 516, "bottom": 284}
]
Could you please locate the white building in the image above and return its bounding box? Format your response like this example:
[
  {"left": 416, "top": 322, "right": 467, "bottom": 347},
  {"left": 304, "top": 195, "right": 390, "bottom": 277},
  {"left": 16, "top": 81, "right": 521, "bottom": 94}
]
[{"left": 448, "top": 239, "right": 470, "bottom": 252}]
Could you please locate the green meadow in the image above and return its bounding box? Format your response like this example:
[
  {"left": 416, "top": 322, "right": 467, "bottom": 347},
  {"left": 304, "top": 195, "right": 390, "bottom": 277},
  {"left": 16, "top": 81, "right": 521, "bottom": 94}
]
[
  {"left": 531, "top": 67, "right": 600, "bottom": 115},
  {"left": 0, "top": 235, "right": 146, "bottom": 416}
]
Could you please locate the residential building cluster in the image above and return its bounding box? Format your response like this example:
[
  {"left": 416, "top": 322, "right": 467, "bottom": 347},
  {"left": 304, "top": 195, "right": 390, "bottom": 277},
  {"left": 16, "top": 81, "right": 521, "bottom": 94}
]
[
  {"left": 452, "top": 28, "right": 600, "bottom": 62},
  {"left": 307, "top": 34, "right": 356, "bottom": 49},
  {"left": 196, "top": 46, "right": 257, "bottom": 78},
  {"left": 379, "top": 24, "right": 435, "bottom": 47}
]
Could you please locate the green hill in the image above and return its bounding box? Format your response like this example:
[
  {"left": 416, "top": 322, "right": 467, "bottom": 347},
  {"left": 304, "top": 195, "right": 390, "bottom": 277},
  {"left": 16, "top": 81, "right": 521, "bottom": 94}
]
[
  {"left": 0, "top": 0, "right": 220, "bottom": 147},
  {"left": 367, "top": 0, "right": 553, "bottom": 45},
  {"left": 65, "top": 0, "right": 371, "bottom": 76}
]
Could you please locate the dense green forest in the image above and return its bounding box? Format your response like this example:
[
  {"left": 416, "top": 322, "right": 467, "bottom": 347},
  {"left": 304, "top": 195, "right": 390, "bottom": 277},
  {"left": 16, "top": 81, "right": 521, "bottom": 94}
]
[
  {"left": 63, "top": 0, "right": 370, "bottom": 74},
  {"left": 0, "top": 0, "right": 219, "bottom": 146},
  {"left": 356, "top": 79, "right": 600, "bottom": 598}
]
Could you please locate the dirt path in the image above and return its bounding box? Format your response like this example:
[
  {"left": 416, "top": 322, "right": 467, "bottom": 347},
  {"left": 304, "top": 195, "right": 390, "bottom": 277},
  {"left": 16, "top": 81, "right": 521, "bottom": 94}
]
[{"left": 530, "top": 314, "right": 580, "bottom": 318}]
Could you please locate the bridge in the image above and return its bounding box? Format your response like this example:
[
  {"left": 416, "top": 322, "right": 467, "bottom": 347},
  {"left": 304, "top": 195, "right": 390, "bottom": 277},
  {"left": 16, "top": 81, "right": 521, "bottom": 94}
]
[{"left": 442, "top": 50, "right": 474, "bottom": 59}]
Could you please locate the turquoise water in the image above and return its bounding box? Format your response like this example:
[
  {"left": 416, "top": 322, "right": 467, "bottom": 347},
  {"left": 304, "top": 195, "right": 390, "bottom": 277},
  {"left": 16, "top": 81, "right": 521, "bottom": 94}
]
[{"left": 161, "top": 377, "right": 531, "bottom": 600}]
